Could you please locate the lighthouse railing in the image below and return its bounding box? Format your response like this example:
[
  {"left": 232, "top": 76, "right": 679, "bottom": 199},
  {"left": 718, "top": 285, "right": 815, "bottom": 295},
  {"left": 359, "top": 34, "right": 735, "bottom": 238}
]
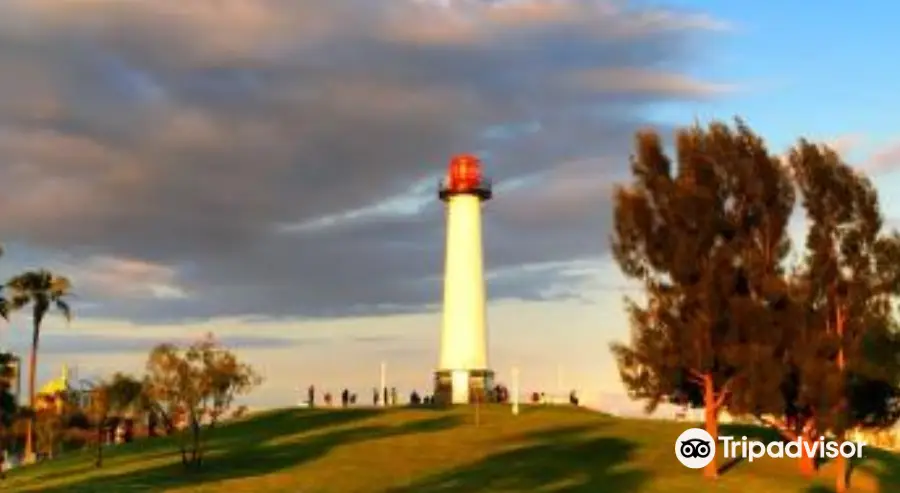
[{"left": 438, "top": 177, "right": 493, "bottom": 200}]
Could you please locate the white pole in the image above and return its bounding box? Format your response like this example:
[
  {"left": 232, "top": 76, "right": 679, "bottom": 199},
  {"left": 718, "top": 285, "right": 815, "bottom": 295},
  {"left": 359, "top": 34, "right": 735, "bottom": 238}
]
[
  {"left": 380, "top": 361, "right": 386, "bottom": 407},
  {"left": 511, "top": 367, "right": 519, "bottom": 416}
]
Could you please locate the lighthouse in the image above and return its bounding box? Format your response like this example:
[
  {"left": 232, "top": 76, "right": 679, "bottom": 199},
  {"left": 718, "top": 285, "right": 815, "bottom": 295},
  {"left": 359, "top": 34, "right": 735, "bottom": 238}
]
[{"left": 434, "top": 154, "right": 494, "bottom": 405}]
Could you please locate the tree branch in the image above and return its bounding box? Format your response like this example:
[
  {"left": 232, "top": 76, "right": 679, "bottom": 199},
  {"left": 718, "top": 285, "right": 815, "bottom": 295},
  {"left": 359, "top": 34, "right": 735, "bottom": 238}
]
[
  {"left": 755, "top": 414, "right": 798, "bottom": 441},
  {"left": 715, "top": 377, "right": 735, "bottom": 409},
  {"left": 687, "top": 368, "right": 705, "bottom": 385}
]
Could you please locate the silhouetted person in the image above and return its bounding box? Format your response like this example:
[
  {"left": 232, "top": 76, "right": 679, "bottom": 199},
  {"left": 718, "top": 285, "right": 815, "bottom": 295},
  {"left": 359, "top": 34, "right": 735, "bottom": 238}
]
[
  {"left": 410, "top": 390, "right": 421, "bottom": 405},
  {"left": 123, "top": 418, "right": 135, "bottom": 443},
  {"left": 383, "top": 387, "right": 389, "bottom": 406},
  {"left": 107, "top": 417, "right": 120, "bottom": 444},
  {"left": 373, "top": 387, "right": 380, "bottom": 406},
  {"left": 308, "top": 385, "right": 316, "bottom": 408},
  {"left": 341, "top": 388, "right": 350, "bottom": 407},
  {"left": 350, "top": 393, "right": 357, "bottom": 405},
  {"left": 324, "top": 392, "right": 333, "bottom": 406},
  {"left": 569, "top": 390, "right": 579, "bottom": 406},
  {"left": 390, "top": 387, "right": 398, "bottom": 406},
  {"left": 147, "top": 409, "right": 159, "bottom": 437}
]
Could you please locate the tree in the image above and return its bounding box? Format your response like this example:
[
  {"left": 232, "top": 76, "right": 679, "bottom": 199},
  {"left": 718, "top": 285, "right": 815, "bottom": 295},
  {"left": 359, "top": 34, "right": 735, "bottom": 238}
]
[
  {"left": 83, "top": 380, "right": 110, "bottom": 468},
  {"left": 609, "top": 119, "right": 794, "bottom": 479},
  {"left": 201, "top": 342, "right": 261, "bottom": 429},
  {"left": 0, "top": 352, "right": 17, "bottom": 478},
  {"left": 34, "top": 406, "right": 63, "bottom": 459},
  {"left": 0, "top": 247, "right": 14, "bottom": 478},
  {"left": 0, "top": 247, "right": 9, "bottom": 322},
  {"left": 144, "top": 334, "right": 261, "bottom": 469},
  {"left": 107, "top": 373, "right": 147, "bottom": 422},
  {"left": 4, "top": 270, "right": 72, "bottom": 462},
  {"left": 785, "top": 141, "right": 900, "bottom": 491}
]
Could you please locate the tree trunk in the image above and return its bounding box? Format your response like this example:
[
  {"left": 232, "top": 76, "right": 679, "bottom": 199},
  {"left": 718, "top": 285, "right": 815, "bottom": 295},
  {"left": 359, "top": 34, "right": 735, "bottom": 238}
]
[
  {"left": 835, "top": 432, "right": 848, "bottom": 493},
  {"left": 798, "top": 448, "right": 816, "bottom": 477},
  {"left": 191, "top": 420, "right": 201, "bottom": 468},
  {"left": 835, "top": 306, "right": 847, "bottom": 493},
  {"left": 798, "top": 424, "right": 818, "bottom": 477},
  {"left": 703, "top": 374, "right": 719, "bottom": 480},
  {"left": 95, "top": 424, "right": 104, "bottom": 468},
  {"left": 179, "top": 439, "right": 188, "bottom": 467},
  {"left": 24, "top": 322, "right": 40, "bottom": 462}
]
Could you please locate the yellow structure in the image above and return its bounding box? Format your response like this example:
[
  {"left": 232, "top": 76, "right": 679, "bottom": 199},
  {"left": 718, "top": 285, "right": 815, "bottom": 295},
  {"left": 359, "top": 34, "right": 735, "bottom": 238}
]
[{"left": 35, "top": 364, "right": 70, "bottom": 414}]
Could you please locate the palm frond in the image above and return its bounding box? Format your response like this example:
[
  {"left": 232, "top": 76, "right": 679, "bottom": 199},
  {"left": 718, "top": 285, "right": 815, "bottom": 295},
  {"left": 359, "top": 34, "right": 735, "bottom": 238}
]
[
  {"left": 11, "top": 295, "right": 29, "bottom": 310},
  {"left": 5, "top": 270, "right": 73, "bottom": 314},
  {"left": 50, "top": 275, "right": 72, "bottom": 296},
  {"left": 55, "top": 299, "right": 72, "bottom": 322}
]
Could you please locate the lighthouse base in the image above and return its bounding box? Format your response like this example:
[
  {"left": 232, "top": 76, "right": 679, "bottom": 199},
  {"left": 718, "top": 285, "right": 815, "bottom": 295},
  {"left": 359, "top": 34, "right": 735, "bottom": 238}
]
[{"left": 433, "top": 369, "right": 495, "bottom": 405}]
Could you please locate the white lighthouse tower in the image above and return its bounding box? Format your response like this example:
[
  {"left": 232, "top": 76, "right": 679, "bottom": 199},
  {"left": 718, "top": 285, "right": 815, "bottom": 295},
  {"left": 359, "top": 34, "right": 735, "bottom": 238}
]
[{"left": 434, "top": 154, "right": 493, "bottom": 405}]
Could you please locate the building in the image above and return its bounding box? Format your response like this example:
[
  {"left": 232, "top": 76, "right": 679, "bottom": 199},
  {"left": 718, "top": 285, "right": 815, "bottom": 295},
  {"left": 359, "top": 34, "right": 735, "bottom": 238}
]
[
  {"left": 434, "top": 154, "right": 494, "bottom": 405},
  {"left": 34, "top": 364, "right": 86, "bottom": 415}
]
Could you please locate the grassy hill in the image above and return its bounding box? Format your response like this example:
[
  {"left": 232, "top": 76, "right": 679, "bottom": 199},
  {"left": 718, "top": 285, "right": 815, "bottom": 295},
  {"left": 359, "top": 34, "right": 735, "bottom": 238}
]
[{"left": 3, "top": 405, "right": 899, "bottom": 492}]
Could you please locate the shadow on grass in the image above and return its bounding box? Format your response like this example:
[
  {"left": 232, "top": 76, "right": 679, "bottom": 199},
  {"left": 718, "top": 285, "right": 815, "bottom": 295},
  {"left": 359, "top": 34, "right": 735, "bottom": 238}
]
[
  {"left": 806, "top": 451, "right": 900, "bottom": 493},
  {"left": 21, "top": 408, "right": 462, "bottom": 493},
  {"left": 855, "top": 447, "right": 900, "bottom": 493},
  {"left": 712, "top": 423, "right": 782, "bottom": 477},
  {"left": 387, "top": 424, "right": 647, "bottom": 493},
  {"left": 717, "top": 456, "right": 744, "bottom": 475},
  {"left": 23, "top": 408, "right": 383, "bottom": 485},
  {"left": 805, "top": 485, "right": 835, "bottom": 493}
]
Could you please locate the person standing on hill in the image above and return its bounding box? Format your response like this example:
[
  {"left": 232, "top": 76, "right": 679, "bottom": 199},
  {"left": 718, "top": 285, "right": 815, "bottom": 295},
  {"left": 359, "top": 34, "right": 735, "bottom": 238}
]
[
  {"left": 308, "top": 385, "right": 315, "bottom": 408},
  {"left": 390, "top": 387, "right": 398, "bottom": 406},
  {"left": 341, "top": 388, "right": 349, "bottom": 407},
  {"left": 372, "top": 387, "right": 379, "bottom": 406}
]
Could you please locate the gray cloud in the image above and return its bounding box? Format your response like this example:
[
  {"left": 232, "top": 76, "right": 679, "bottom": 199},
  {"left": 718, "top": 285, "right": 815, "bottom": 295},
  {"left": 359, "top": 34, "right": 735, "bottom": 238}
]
[
  {"left": 2, "top": 332, "right": 319, "bottom": 356},
  {"left": 0, "top": 0, "right": 728, "bottom": 322}
]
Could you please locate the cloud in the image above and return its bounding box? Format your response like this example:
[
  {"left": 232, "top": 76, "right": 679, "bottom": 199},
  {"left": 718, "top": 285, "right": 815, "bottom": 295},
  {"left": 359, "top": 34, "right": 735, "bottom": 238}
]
[
  {"left": 0, "top": 0, "right": 730, "bottom": 322},
  {"left": 867, "top": 141, "right": 900, "bottom": 174},
  {"left": 36, "top": 333, "right": 315, "bottom": 355},
  {"left": 566, "top": 67, "right": 736, "bottom": 97},
  {"left": 0, "top": 324, "right": 323, "bottom": 360}
]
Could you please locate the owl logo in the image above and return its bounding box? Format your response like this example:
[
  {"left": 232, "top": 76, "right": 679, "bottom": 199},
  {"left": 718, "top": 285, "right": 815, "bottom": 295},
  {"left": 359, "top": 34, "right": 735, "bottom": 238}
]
[
  {"left": 679, "top": 438, "right": 712, "bottom": 458},
  {"left": 675, "top": 428, "right": 717, "bottom": 468}
]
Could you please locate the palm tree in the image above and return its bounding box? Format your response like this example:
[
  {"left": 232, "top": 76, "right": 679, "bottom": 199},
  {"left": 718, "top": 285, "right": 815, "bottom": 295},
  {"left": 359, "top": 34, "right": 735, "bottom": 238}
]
[
  {"left": 5, "top": 270, "right": 72, "bottom": 462},
  {"left": 0, "top": 245, "right": 9, "bottom": 321}
]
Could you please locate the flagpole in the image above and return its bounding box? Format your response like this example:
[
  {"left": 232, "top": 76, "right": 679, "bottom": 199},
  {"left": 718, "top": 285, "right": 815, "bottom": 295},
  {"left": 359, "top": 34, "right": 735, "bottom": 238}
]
[
  {"left": 380, "top": 361, "right": 386, "bottom": 407},
  {"left": 511, "top": 367, "right": 520, "bottom": 416}
]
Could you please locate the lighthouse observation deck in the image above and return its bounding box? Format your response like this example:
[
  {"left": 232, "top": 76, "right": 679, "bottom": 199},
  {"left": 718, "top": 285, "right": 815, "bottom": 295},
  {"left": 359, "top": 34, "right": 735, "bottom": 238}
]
[{"left": 438, "top": 154, "right": 492, "bottom": 201}]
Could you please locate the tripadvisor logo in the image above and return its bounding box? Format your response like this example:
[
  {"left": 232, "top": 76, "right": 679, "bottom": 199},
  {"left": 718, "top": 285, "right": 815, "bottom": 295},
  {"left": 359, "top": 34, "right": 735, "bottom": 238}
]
[
  {"left": 675, "top": 428, "right": 867, "bottom": 469},
  {"left": 675, "top": 428, "right": 717, "bottom": 469}
]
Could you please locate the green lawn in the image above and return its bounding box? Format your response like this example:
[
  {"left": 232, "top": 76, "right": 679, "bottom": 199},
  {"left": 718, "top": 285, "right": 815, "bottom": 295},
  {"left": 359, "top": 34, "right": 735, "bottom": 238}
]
[{"left": 3, "top": 405, "right": 899, "bottom": 492}]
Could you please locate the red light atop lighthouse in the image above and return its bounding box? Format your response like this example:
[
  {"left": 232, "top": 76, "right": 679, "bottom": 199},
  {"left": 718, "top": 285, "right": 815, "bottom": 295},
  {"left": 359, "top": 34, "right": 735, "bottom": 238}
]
[
  {"left": 439, "top": 154, "right": 492, "bottom": 202},
  {"left": 448, "top": 154, "right": 482, "bottom": 191}
]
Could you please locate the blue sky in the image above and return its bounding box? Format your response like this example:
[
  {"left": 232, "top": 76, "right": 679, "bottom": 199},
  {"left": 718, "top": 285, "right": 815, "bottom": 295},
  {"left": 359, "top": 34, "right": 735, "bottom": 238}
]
[
  {"left": 662, "top": 0, "right": 900, "bottom": 149},
  {"left": 0, "top": 1, "right": 898, "bottom": 416}
]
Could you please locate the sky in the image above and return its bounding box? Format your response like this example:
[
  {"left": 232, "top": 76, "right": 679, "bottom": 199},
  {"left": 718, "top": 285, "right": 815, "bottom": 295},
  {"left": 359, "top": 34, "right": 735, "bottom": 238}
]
[{"left": 0, "top": 0, "right": 899, "bottom": 417}]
